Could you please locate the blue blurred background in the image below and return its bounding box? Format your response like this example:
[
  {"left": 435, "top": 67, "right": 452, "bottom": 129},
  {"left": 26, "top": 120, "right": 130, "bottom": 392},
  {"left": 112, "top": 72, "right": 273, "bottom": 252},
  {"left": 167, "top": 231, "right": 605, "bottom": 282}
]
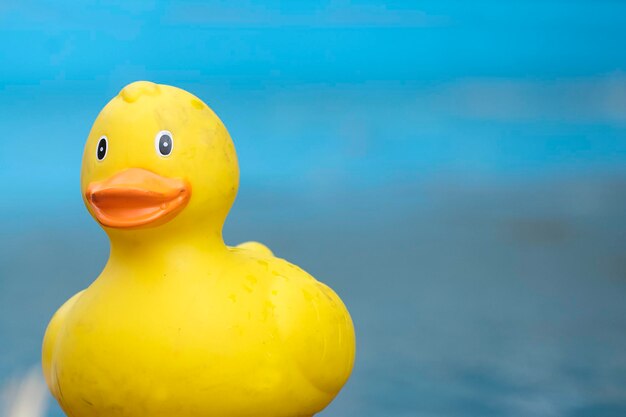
[{"left": 1, "top": 1, "right": 626, "bottom": 416}]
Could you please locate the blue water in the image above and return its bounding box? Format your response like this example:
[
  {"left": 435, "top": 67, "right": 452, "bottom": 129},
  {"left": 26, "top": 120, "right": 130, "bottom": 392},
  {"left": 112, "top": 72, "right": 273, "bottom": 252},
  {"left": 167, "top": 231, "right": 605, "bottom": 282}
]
[{"left": 1, "top": 84, "right": 626, "bottom": 417}]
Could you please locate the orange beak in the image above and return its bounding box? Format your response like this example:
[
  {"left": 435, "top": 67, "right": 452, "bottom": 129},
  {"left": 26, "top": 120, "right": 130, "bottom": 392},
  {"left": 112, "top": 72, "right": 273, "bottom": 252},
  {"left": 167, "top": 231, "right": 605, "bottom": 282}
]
[{"left": 85, "top": 168, "right": 191, "bottom": 229}]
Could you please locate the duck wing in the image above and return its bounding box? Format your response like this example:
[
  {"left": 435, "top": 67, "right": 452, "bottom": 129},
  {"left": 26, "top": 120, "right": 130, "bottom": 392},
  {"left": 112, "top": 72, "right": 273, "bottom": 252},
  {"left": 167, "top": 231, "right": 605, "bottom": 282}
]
[{"left": 271, "top": 260, "right": 356, "bottom": 396}]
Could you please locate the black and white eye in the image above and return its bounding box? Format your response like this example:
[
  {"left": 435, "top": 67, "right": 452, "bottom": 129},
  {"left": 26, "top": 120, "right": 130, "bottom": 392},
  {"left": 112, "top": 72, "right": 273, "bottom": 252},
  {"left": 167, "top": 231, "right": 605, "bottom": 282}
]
[
  {"left": 96, "top": 136, "right": 108, "bottom": 161},
  {"left": 155, "top": 130, "right": 173, "bottom": 157}
]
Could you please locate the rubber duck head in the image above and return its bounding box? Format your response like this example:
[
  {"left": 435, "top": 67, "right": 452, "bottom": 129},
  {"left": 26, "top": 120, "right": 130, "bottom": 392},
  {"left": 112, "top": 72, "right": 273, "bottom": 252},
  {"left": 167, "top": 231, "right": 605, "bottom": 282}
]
[{"left": 81, "top": 81, "right": 239, "bottom": 246}]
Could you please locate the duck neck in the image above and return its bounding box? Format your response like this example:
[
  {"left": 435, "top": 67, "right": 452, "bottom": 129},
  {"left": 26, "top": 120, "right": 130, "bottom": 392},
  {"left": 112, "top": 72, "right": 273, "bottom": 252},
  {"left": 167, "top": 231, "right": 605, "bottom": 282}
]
[{"left": 105, "top": 224, "right": 228, "bottom": 273}]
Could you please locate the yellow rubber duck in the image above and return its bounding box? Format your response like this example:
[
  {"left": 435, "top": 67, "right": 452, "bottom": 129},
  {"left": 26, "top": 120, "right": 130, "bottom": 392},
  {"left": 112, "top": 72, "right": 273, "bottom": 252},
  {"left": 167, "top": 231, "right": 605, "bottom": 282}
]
[{"left": 42, "top": 81, "right": 355, "bottom": 417}]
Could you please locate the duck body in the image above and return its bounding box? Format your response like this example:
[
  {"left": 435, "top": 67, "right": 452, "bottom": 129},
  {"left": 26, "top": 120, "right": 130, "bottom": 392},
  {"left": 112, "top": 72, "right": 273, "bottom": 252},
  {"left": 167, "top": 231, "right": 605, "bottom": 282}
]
[
  {"left": 42, "top": 81, "right": 355, "bottom": 417},
  {"left": 47, "top": 244, "right": 352, "bottom": 417}
]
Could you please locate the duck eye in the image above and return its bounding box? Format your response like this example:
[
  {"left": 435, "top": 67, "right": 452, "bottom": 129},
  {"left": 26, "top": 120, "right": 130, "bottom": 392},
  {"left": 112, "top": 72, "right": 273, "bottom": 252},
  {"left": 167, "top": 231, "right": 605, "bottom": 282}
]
[
  {"left": 96, "top": 136, "right": 108, "bottom": 161},
  {"left": 155, "top": 131, "right": 173, "bottom": 157}
]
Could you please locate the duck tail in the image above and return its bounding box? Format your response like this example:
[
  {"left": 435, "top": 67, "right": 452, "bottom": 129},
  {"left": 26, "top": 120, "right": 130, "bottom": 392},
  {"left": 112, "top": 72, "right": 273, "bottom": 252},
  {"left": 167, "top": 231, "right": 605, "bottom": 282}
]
[{"left": 235, "top": 241, "right": 274, "bottom": 257}]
